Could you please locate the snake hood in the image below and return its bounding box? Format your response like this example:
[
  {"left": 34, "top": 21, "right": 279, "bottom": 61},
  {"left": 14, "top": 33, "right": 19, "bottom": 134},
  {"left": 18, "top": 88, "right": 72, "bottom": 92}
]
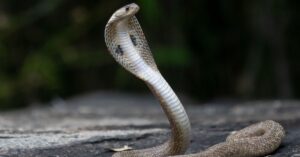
[{"left": 107, "top": 3, "right": 139, "bottom": 25}]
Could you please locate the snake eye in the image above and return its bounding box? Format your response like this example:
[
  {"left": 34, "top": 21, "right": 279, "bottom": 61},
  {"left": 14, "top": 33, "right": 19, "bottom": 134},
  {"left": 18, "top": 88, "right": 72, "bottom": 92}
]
[{"left": 125, "top": 7, "right": 130, "bottom": 12}]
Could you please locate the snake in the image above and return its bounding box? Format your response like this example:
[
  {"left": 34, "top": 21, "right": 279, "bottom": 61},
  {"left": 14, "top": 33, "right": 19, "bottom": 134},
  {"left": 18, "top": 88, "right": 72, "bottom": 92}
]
[{"left": 104, "top": 3, "right": 285, "bottom": 157}]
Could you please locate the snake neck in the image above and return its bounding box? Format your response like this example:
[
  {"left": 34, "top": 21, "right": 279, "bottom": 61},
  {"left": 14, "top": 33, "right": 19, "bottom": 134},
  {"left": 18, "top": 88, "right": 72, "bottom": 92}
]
[
  {"left": 145, "top": 73, "right": 191, "bottom": 154},
  {"left": 115, "top": 19, "right": 191, "bottom": 155}
]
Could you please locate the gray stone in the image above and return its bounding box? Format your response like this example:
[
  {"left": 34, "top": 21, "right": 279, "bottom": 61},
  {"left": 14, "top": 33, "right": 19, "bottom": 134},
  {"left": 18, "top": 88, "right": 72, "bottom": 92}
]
[{"left": 0, "top": 91, "right": 299, "bottom": 157}]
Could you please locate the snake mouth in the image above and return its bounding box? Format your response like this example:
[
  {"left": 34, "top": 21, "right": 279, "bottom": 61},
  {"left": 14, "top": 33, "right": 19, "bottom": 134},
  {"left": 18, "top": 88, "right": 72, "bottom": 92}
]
[{"left": 127, "top": 3, "right": 140, "bottom": 11}]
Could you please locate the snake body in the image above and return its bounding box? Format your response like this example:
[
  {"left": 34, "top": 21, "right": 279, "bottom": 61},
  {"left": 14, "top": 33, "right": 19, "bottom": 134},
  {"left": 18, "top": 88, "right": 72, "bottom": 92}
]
[{"left": 104, "top": 3, "right": 285, "bottom": 157}]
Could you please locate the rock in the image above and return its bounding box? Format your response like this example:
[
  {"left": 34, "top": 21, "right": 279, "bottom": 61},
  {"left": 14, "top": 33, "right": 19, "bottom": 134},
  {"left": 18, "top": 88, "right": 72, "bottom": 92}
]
[{"left": 0, "top": 91, "right": 299, "bottom": 157}]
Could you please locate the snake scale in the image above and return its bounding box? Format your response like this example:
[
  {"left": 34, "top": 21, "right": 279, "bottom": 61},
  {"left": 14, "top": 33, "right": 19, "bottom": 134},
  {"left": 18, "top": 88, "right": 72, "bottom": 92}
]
[{"left": 104, "top": 3, "right": 285, "bottom": 157}]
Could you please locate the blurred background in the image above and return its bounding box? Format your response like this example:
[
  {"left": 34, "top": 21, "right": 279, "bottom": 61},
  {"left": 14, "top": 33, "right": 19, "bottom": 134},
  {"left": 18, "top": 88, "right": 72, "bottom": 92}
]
[{"left": 0, "top": 0, "right": 299, "bottom": 109}]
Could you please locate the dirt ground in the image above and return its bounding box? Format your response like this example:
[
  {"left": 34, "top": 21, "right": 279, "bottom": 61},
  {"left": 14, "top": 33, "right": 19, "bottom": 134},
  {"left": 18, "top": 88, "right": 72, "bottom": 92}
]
[{"left": 0, "top": 91, "right": 299, "bottom": 157}]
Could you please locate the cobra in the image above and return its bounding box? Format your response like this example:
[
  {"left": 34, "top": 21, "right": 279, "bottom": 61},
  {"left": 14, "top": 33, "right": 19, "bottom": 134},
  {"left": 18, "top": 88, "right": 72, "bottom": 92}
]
[{"left": 104, "top": 3, "right": 285, "bottom": 157}]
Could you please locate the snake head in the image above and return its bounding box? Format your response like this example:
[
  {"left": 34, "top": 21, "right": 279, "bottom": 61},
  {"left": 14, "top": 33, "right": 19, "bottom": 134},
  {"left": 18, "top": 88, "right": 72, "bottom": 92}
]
[{"left": 108, "top": 3, "right": 140, "bottom": 25}]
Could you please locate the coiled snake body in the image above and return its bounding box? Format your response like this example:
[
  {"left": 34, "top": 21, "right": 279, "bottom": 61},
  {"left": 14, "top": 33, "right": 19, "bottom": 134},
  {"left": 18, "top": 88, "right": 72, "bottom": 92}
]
[{"left": 104, "top": 3, "right": 285, "bottom": 157}]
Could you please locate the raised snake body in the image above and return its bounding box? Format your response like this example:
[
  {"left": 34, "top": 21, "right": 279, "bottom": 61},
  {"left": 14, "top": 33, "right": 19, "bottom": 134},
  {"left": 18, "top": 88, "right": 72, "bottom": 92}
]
[{"left": 104, "top": 3, "right": 285, "bottom": 157}]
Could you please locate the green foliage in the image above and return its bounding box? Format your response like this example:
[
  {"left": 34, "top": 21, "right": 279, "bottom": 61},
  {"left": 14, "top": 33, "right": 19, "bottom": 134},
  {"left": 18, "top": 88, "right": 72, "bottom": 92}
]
[
  {"left": 0, "top": 0, "right": 299, "bottom": 109},
  {"left": 20, "top": 53, "right": 62, "bottom": 92},
  {"left": 0, "top": 76, "right": 14, "bottom": 105},
  {"left": 137, "top": 0, "right": 161, "bottom": 23},
  {"left": 153, "top": 47, "right": 191, "bottom": 67}
]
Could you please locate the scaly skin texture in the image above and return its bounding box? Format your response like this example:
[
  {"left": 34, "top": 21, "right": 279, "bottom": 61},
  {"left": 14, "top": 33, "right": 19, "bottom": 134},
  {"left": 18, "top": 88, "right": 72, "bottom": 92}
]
[{"left": 104, "top": 3, "right": 285, "bottom": 157}]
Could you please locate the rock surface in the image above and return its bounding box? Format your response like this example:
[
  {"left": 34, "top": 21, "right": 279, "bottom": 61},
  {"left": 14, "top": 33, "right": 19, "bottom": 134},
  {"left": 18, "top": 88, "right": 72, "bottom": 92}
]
[{"left": 0, "top": 91, "right": 299, "bottom": 157}]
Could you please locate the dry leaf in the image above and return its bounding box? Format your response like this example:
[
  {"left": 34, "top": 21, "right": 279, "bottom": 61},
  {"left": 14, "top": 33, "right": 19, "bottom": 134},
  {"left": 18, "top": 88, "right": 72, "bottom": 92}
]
[{"left": 110, "top": 145, "right": 133, "bottom": 152}]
